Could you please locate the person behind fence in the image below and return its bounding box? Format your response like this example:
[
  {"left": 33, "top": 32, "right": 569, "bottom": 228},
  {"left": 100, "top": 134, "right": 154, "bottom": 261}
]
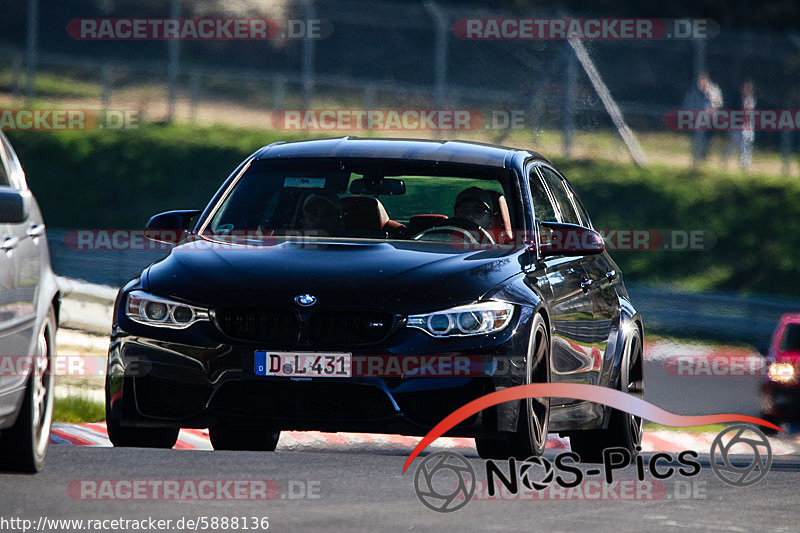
[
  {"left": 683, "top": 72, "right": 723, "bottom": 165},
  {"left": 723, "top": 80, "right": 756, "bottom": 170}
]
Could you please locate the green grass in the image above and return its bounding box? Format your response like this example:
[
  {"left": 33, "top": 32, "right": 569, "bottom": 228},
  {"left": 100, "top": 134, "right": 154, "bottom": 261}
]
[
  {"left": 644, "top": 422, "right": 728, "bottom": 434},
  {"left": 0, "top": 68, "right": 102, "bottom": 99},
  {"left": 53, "top": 396, "right": 105, "bottom": 424}
]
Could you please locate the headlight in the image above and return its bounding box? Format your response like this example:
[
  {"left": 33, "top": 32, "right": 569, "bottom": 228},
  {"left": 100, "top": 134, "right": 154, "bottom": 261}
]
[
  {"left": 767, "top": 361, "right": 798, "bottom": 384},
  {"left": 407, "top": 301, "right": 514, "bottom": 337},
  {"left": 126, "top": 290, "right": 210, "bottom": 329}
]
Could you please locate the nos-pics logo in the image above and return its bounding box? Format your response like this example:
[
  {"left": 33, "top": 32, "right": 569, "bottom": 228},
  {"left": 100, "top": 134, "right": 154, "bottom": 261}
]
[{"left": 413, "top": 424, "right": 772, "bottom": 512}]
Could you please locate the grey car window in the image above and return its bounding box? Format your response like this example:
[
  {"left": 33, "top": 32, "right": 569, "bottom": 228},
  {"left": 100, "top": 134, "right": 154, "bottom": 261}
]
[{"left": 0, "top": 143, "right": 10, "bottom": 187}]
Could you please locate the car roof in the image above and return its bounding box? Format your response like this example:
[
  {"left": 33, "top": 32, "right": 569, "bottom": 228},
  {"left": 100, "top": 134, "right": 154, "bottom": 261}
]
[
  {"left": 252, "top": 137, "right": 548, "bottom": 169},
  {"left": 779, "top": 313, "right": 800, "bottom": 325}
]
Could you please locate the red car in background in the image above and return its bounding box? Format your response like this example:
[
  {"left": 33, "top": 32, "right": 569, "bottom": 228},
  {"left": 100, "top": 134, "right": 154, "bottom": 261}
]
[{"left": 761, "top": 313, "right": 800, "bottom": 431}]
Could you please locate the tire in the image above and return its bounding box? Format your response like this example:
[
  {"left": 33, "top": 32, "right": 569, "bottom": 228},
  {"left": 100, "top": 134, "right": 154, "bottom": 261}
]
[
  {"left": 569, "top": 324, "right": 644, "bottom": 463},
  {"left": 209, "top": 423, "right": 280, "bottom": 451},
  {"left": 105, "top": 378, "right": 179, "bottom": 448},
  {"left": 476, "top": 313, "right": 550, "bottom": 460},
  {"left": 0, "top": 308, "right": 56, "bottom": 473}
]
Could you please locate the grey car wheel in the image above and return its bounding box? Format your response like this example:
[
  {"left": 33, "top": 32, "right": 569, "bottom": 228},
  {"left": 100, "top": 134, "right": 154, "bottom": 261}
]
[{"left": 0, "top": 308, "right": 56, "bottom": 473}]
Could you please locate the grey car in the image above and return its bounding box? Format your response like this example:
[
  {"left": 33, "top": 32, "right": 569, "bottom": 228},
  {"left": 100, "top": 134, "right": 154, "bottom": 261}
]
[{"left": 0, "top": 130, "right": 59, "bottom": 472}]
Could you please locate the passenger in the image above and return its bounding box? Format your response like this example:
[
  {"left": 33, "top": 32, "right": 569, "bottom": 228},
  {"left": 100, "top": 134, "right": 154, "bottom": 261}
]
[{"left": 301, "top": 193, "right": 341, "bottom": 236}]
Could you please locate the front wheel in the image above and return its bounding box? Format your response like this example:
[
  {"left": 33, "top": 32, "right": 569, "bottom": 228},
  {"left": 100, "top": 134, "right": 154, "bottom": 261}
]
[
  {"left": 476, "top": 313, "right": 550, "bottom": 460},
  {"left": 569, "top": 324, "right": 644, "bottom": 463},
  {"left": 0, "top": 308, "right": 56, "bottom": 473}
]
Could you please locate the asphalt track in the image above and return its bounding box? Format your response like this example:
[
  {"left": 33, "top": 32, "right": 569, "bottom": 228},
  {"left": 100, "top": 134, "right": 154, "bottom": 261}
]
[
  {"left": 2, "top": 342, "right": 799, "bottom": 531},
  {"left": 1, "top": 445, "right": 800, "bottom": 532}
]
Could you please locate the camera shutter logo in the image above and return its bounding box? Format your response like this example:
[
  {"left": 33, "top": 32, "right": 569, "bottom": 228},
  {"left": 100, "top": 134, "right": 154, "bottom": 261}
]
[
  {"left": 413, "top": 451, "right": 475, "bottom": 512},
  {"left": 710, "top": 424, "right": 772, "bottom": 487}
]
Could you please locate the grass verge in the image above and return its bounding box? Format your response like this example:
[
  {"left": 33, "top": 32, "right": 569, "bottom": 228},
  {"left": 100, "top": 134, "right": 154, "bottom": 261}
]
[{"left": 53, "top": 396, "right": 105, "bottom": 424}]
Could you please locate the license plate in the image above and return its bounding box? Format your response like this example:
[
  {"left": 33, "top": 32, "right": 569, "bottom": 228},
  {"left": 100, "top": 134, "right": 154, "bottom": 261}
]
[{"left": 254, "top": 351, "right": 351, "bottom": 378}]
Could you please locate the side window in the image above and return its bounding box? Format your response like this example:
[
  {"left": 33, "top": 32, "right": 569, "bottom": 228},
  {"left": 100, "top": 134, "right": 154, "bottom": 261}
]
[
  {"left": 0, "top": 145, "right": 10, "bottom": 187},
  {"left": 562, "top": 179, "right": 592, "bottom": 228},
  {"left": 528, "top": 169, "right": 558, "bottom": 223},
  {"left": 538, "top": 167, "right": 581, "bottom": 225},
  {"left": 1, "top": 136, "right": 24, "bottom": 188}
]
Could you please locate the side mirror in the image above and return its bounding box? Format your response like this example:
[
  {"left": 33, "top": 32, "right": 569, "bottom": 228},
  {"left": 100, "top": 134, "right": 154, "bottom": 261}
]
[
  {"left": 0, "top": 187, "right": 30, "bottom": 223},
  {"left": 144, "top": 209, "right": 202, "bottom": 244},
  {"left": 539, "top": 222, "right": 604, "bottom": 256}
]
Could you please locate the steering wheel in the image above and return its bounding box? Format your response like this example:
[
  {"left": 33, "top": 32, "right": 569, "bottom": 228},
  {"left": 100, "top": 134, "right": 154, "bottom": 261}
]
[{"left": 411, "top": 218, "right": 496, "bottom": 245}]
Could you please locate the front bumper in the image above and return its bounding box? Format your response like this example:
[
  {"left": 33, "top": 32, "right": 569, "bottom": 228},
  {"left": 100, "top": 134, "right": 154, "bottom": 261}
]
[{"left": 106, "top": 306, "right": 536, "bottom": 437}]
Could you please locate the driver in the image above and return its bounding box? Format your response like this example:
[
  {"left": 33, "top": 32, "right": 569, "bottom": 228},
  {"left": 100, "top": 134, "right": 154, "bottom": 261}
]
[
  {"left": 453, "top": 187, "right": 494, "bottom": 229},
  {"left": 301, "top": 193, "right": 341, "bottom": 236}
]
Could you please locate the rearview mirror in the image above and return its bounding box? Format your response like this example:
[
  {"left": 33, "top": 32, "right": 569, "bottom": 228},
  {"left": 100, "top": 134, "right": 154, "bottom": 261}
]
[
  {"left": 144, "top": 209, "right": 202, "bottom": 244},
  {"left": 539, "top": 222, "right": 604, "bottom": 256},
  {"left": 349, "top": 176, "right": 405, "bottom": 195},
  {"left": 0, "top": 187, "right": 30, "bottom": 223}
]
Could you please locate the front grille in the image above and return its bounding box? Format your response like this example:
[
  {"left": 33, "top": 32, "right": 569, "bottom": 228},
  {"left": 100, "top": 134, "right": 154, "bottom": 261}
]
[
  {"left": 309, "top": 310, "right": 394, "bottom": 344},
  {"left": 215, "top": 307, "right": 300, "bottom": 344}
]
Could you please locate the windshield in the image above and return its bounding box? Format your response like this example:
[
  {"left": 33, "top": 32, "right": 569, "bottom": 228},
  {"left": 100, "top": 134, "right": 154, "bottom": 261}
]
[
  {"left": 202, "top": 159, "right": 518, "bottom": 249},
  {"left": 780, "top": 324, "right": 800, "bottom": 352}
]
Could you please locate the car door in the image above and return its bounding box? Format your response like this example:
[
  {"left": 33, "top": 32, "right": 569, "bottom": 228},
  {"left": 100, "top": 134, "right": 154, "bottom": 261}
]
[
  {"left": 0, "top": 142, "right": 23, "bottom": 397},
  {"left": 0, "top": 135, "right": 38, "bottom": 392},
  {"left": 539, "top": 165, "right": 620, "bottom": 376},
  {"left": 527, "top": 165, "right": 596, "bottom": 391},
  {"left": 562, "top": 173, "right": 620, "bottom": 355},
  {"left": 1, "top": 134, "right": 40, "bottom": 355}
]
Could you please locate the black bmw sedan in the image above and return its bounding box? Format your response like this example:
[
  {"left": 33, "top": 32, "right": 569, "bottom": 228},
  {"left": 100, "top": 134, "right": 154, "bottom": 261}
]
[{"left": 106, "top": 137, "right": 644, "bottom": 462}]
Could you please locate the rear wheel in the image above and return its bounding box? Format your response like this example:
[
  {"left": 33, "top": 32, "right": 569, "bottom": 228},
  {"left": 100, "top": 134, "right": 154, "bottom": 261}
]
[
  {"left": 476, "top": 313, "right": 550, "bottom": 460},
  {"left": 0, "top": 308, "right": 56, "bottom": 473},
  {"left": 569, "top": 324, "right": 644, "bottom": 463},
  {"left": 209, "top": 423, "right": 280, "bottom": 451}
]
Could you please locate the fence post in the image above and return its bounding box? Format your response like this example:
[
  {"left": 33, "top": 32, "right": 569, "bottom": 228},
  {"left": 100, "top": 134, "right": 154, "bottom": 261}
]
[
  {"left": 273, "top": 75, "right": 286, "bottom": 111},
  {"left": 424, "top": 1, "right": 449, "bottom": 111},
  {"left": 562, "top": 44, "right": 577, "bottom": 157},
  {"left": 781, "top": 131, "right": 792, "bottom": 177},
  {"left": 101, "top": 63, "right": 112, "bottom": 113},
  {"left": 363, "top": 84, "right": 376, "bottom": 110},
  {"left": 300, "top": 0, "right": 316, "bottom": 110},
  {"left": 25, "top": 0, "right": 38, "bottom": 103},
  {"left": 11, "top": 54, "right": 22, "bottom": 100},
  {"left": 692, "top": 38, "right": 707, "bottom": 78},
  {"left": 189, "top": 71, "right": 199, "bottom": 123},
  {"left": 167, "top": 0, "right": 181, "bottom": 121}
]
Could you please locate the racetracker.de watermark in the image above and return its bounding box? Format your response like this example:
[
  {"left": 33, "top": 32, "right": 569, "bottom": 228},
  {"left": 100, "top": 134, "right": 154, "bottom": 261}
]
[
  {"left": 665, "top": 109, "right": 800, "bottom": 131},
  {"left": 0, "top": 109, "right": 138, "bottom": 131},
  {"left": 63, "top": 229, "right": 715, "bottom": 252},
  {"left": 0, "top": 355, "right": 106, "bottom": 378},
  {"left": 67, "top": 18, "right": 330, "bottom": 40},
  {"left": 271, "top": 109, "right": 543, "bottom": 131},
  {"left": 68, "top": 479, "right": 321, "bottom": 501},
  {"left": 452, "top": 18, "right": 717, "bottom": 40}
]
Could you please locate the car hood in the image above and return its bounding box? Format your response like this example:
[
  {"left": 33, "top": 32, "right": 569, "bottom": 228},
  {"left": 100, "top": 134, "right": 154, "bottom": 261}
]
[{"left": 145, "top": 237, "right": 523, "bottom": 314}]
